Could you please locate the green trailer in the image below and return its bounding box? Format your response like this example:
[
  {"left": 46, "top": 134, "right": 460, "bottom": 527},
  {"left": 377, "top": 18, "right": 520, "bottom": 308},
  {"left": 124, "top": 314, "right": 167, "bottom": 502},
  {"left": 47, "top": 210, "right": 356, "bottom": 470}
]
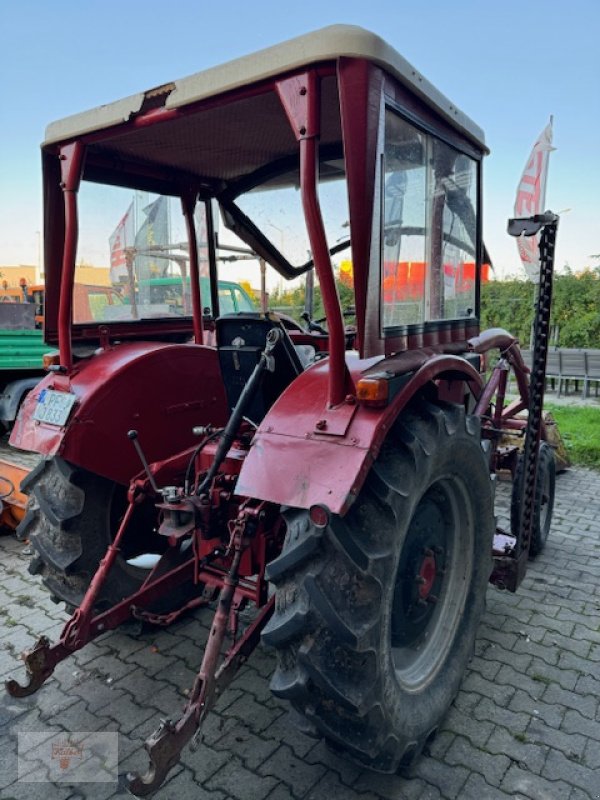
[
  {"left": 0, "top": 304, "right": 47, "bottom": 430},
  {"left": 0, "top": 277, "right": 257, "bottom": 429}
]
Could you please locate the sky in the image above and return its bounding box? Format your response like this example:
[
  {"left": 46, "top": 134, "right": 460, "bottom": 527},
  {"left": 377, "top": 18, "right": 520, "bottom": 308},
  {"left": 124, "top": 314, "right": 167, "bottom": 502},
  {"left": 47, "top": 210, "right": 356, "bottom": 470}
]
[{"left": 1, "top": 0, "right": 599, "bottom": 281}]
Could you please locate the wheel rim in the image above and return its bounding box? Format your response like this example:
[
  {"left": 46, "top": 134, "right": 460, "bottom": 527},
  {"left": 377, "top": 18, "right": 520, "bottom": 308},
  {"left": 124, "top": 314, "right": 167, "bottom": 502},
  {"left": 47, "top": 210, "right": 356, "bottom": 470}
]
[{"left": 390, "top": 476, "right": 474, "bottom": 690}]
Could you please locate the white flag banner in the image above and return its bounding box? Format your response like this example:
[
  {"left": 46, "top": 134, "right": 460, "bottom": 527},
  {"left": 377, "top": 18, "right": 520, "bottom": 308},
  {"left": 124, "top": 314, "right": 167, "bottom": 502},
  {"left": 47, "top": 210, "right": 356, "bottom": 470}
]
[
  {"left": 513, "top": 120, "right": 555, "bottom": 282},
  {"left": 109, "top": 200, "right": 134, "bottom": 283}
]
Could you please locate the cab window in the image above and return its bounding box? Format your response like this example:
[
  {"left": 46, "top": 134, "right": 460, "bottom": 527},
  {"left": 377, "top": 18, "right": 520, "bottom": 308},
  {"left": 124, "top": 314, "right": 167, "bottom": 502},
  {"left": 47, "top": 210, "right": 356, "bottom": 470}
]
[{"left": 381, "top": 109, "right": 478, "bottom": 334}]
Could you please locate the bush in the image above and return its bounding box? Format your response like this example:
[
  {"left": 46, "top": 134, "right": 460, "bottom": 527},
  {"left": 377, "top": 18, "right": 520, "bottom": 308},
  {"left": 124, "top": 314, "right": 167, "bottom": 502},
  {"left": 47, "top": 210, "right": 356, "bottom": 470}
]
[{"left": 481, "top": 267, "right": 600, "bottom": 349}]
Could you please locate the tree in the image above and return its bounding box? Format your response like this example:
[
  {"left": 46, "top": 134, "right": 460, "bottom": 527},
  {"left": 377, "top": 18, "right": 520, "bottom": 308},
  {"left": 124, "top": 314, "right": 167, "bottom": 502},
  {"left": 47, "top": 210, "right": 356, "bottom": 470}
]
[{"left": 481, "top": 268, "right": 600, "bottom": 349}]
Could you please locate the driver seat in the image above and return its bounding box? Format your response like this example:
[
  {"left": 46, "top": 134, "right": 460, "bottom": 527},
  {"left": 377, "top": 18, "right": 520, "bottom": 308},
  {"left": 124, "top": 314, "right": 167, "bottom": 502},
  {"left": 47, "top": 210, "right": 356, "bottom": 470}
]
[{"left": 216, "top": 312, "right": 304, "bottom": 424}]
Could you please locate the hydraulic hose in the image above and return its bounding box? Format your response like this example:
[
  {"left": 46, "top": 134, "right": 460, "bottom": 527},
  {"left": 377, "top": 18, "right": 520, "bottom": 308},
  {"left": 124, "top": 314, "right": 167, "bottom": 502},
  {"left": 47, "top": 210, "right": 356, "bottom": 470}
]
[{"left": 195, "top": 328, "right": 282, "bottom": 496}]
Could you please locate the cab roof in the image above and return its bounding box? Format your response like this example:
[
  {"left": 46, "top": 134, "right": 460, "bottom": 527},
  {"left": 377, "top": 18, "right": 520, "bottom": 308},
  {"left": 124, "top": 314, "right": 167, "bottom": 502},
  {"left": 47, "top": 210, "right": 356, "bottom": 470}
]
[{"left": 44, "top": 24, "right": 485, "bottom": 151}]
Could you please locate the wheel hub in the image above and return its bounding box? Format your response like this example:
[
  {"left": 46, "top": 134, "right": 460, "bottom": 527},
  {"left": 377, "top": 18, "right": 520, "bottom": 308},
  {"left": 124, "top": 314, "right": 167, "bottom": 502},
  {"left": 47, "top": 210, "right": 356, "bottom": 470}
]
[
  {"left": 390, "top": 494, "right": 447, "bottom": 649},
  {"left": 389, "top": 476, "right": 476, "bottom": 691},
  {"left": 417, "top": 552, "right": 437, "bottom": 599}
]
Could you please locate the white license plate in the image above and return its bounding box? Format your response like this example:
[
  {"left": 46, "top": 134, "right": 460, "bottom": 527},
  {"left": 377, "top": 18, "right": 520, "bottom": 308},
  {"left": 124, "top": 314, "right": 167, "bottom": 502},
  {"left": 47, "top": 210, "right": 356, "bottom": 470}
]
[{"left": 33, "top": 389, "right": 77, "bottom": 427}]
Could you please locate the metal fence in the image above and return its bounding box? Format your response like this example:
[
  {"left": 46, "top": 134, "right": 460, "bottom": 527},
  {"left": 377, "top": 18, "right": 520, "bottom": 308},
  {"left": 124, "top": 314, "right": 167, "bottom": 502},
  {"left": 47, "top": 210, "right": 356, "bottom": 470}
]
[{"left": 520, "top": 348, "right": 600, "bottom": 398}]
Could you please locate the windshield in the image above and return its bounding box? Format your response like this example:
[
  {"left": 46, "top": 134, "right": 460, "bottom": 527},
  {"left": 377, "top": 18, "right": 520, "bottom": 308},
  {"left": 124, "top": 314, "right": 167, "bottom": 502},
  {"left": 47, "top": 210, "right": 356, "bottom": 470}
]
[
  {"left": 73, "top": 185, "right": 260, "bottom": 324},
  {"left": 73, "top": 158, "right": 348, "bottom": 328},
  {"left": 74, "top": 185, "right": 211, "bottom": 324},
  {"left": 233, "top": 159, "right": 349, "bottom": 270}
]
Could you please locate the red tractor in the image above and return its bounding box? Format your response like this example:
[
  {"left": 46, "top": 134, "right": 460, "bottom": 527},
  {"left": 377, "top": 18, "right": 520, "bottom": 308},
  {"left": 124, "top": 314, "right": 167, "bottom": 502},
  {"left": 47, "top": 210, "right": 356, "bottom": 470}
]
[{"left": 7, "top": 25, "right": 558, "bottom": 795}]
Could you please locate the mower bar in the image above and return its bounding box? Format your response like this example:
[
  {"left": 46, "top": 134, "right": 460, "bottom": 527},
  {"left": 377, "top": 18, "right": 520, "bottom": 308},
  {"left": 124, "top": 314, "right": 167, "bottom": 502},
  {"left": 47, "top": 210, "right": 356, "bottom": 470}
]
[
  {"left": 507, "top": 211, "right": 559, "bottom": 238},
  {"left": 515, "top": 214, "right": 558, "bottom": 559}
]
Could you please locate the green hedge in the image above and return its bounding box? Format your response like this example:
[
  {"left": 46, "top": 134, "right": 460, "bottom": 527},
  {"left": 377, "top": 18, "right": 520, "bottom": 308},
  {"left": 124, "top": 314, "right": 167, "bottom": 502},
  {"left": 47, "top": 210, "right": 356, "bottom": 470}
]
[
  {"left": 481, "top": 267, "right": 600, "bottom": 349},
  {"left": 269, "top": 266, "right": 600, "bottom": 350}
]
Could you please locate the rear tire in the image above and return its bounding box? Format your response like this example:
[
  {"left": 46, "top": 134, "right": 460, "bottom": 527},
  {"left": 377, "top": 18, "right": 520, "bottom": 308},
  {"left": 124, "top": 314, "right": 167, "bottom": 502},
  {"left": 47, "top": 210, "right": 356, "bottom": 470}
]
[
  {"left": 263, "top": 401, "right": 494, "bottom": 772},
  {"left": 18, "top": 457, "right": 192, "bottom": 613}
]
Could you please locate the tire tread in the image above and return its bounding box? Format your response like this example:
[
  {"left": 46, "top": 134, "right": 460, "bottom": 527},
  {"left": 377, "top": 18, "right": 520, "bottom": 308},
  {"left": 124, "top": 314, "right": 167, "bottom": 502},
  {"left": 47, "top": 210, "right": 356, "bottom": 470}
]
[{"left": 265, "top": 401, "right": 494, "bottom": 773}]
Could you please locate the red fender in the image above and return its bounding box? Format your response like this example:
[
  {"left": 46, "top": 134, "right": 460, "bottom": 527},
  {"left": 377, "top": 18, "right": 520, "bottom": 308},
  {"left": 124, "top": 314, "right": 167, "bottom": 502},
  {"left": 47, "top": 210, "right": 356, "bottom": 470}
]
[
  {"left": 236, "top": 352, "right": 482, "bottom": 515},
  {"left": 10, "top": 342, "right": 228, "bottom": 485}
]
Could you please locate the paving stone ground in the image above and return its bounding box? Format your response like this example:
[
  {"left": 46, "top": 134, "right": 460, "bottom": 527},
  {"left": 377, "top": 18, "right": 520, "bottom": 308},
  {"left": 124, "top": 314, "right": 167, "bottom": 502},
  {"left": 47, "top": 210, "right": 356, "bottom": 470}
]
[{"left": 0, "top": 467, "right": 599, "bottom": 800}]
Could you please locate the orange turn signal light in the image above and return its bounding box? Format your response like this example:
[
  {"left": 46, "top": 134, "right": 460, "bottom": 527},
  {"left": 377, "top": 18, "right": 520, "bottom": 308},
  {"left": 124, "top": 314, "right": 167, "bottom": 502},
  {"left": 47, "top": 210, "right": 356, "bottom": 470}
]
[
  {"left": 42, "top": 351, "right": 61, "bottom": 370},
  {"left": 356, "top": 377, "right": 389, "bottom": 407}
]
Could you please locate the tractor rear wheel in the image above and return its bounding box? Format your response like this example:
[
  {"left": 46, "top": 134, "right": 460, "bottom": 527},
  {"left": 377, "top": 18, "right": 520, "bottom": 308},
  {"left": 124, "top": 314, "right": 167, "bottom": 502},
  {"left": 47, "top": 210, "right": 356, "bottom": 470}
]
[
  {"left": 17, "top": 456, "right": 192, "bottom": 614},
  {"left": 263, "top": 401, "right": 494, "bottom": 772}
]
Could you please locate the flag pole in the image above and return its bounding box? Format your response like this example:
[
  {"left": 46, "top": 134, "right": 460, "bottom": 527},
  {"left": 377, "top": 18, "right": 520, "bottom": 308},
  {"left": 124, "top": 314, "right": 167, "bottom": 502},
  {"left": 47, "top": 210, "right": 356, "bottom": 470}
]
[{"left": 513, "top": 118, "right": 555, "bottom": 346}]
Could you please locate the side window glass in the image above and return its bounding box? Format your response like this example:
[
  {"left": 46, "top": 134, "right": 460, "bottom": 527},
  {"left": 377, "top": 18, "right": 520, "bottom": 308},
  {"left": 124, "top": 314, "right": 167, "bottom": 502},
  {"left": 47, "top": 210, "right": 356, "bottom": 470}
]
[
  {"left": 382, "top": 113, "right": 428, "bottom": 330},
  {"left": 430, "top": 140, "right": 477, "bottom": 320},
  {"left": 381, "top": 108, "right": 479, "bottom": 333}
]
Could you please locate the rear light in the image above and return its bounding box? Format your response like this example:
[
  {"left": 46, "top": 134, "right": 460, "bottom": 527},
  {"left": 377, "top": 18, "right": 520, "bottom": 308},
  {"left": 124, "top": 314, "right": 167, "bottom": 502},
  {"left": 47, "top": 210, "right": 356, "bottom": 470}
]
[
  {"left": 356, "top": 377, "right": 389, "bottom": 407},
  {"left": 43, "top": 351, "right": 61, "bottom": 370}
]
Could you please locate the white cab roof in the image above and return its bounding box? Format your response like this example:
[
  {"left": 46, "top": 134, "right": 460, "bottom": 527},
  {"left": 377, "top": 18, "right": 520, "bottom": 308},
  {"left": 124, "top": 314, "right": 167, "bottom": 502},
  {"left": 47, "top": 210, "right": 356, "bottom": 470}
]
[{"left": 45, "top": 25, "right": 485, "bottom": 149}]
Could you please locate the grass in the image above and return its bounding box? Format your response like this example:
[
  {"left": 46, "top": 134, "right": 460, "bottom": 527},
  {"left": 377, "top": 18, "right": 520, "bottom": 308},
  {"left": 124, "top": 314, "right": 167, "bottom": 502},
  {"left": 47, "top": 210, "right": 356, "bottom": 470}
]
[
  {"left": 531, "top": 673, "right": 552, "bottom": 685},
  {"left": 545, "top": 404, "right": 600, "bottom": 469}
]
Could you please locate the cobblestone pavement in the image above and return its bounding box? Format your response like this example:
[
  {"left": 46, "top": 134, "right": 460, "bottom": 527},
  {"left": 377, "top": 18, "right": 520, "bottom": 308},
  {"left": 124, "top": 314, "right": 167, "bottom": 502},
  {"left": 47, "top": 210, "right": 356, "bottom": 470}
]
[{"left": 0, "top": 467, "right": 598, "bottom": 800}]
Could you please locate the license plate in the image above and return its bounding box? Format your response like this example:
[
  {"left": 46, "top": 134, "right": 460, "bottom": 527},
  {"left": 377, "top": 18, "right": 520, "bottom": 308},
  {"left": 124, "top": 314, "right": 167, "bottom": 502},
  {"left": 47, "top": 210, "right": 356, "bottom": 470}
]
[{"left": 33, "top": 389, "right": 77, "bottom": 427}]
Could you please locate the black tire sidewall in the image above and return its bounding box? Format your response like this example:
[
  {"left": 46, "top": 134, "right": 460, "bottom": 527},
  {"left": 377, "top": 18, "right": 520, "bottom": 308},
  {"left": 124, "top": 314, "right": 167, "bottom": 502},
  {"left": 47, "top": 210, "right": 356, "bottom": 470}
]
[
  {"left": 266, "top": 403, "right": 495, "bottom": 772},
  {"left": 70, "top": 473, "right": 152, "bottom": 608},
  {"left": 373, "top": 411, "right": 493, "bottom": 757},
  {"left": 530, "top": 442, "right": 556, "bottom": 556},
  {"left": 24, "top": 458, "right": 196, "bottom": 613}
]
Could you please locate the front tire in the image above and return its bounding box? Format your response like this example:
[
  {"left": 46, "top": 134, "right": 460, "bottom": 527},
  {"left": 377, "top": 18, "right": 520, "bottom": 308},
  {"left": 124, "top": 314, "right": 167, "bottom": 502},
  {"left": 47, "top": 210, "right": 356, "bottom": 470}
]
[{"left": 263, "top": 401, "right": 494, "bottom": 772}]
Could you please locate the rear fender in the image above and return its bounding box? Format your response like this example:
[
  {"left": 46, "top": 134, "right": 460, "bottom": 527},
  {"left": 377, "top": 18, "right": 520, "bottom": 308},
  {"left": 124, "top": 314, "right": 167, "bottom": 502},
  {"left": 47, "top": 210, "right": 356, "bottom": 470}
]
[
  {"left": 0, "top": 377, "right": 42, "bottom": 425},
  {"left": 10, "top": 342, "right": 228, "bottom": 485},
  {"left": 236, "top": 353, "right": 482, "bottom": 515}
]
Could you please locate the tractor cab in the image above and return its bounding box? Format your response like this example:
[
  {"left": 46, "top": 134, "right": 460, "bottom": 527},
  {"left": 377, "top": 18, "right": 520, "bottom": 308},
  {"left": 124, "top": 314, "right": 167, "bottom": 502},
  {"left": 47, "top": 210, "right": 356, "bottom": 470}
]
[
  {"left": 40, "top": 26, "right": 485, "bottom": 376},
  {"left": 16, "top": 24, "right": 491, "bottom": 485}
]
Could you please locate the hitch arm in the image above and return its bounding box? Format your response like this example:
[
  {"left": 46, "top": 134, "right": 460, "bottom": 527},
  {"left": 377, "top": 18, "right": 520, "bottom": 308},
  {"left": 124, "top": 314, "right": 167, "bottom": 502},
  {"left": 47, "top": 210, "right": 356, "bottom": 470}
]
[
  {"left": 5, "top": 495, "right": 139, "bottom": 696},
  {"left": 128, "top": 520, "right": 274, "bottom": 796},
  {"left": 128, "top": 596, "right": 274, "bottom": 796},
  {"left": 5, "top": 636, "right": 72, "bottom": 698}
]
